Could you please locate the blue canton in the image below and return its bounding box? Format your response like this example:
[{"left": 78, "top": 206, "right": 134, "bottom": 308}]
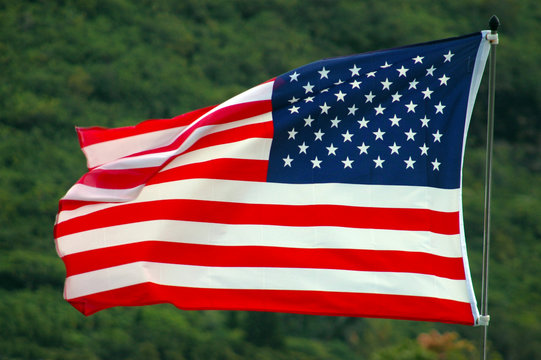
[{"left": 267, "top": 33, "right": 482, "bottom": 189}]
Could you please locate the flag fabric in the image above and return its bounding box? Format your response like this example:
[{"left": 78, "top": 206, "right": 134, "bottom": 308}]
[{"left": 55, "top": 32, "right": 491, "bottom": 325}]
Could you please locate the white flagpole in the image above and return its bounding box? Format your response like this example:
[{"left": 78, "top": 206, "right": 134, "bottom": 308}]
[{"left": 481, "top": 14, "right": 499, "bottom": 360}]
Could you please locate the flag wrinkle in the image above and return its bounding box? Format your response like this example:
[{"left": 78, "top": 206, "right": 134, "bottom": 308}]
[{"left": 67, "top": 100, "right": 273, "bottom": 202}]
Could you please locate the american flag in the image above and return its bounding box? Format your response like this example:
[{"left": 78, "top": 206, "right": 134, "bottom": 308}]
[{"left": 55, "top": 32, "right": 490, "bottom": 325}]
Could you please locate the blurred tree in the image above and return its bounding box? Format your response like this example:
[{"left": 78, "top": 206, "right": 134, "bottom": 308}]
[
  {"left": 244, "top": 312, "right": 284, "bottom": 348},
  {"left": 0, "top": 1, "right": 539, "bottom": 359}
]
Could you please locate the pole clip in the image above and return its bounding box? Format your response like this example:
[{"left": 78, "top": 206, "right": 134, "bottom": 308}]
[
  {"left": 477, "top": 315, "right": 491, "bottom": 326},
  {"left": 486, "top": 33, "right": 499, "bottom": 45}
]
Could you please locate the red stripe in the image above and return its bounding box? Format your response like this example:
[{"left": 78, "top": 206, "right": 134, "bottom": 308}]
[
  {"left": 54, "top": 199, "right": 460, "bottom": 238},
  {"left": 58, "top": 199, "right": 103, "bottom": 211},
  {"left": 77, "top": 105, "right": 216, "bottom": 147},
  {"left": 149, "top": 159, "right": 268, "bottom": 184},
  {"left": 67, "top": 283, "right": 475, "bottom": 325},
  {"left": 76, "top": 167, "right": 159, "bottom": 189},
  {"left": 62, "top": 241, "right": 466, "bottom": 280},
  {"left": 74, "top": 121, "right": 272, "bottom": 190}
]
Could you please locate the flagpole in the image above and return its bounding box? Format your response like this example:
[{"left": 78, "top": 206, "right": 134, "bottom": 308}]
[{"left": 480, "top": 14, "right": 499, "bottom": 360}]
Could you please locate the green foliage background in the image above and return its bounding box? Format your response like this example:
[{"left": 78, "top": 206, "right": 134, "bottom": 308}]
[{"left": 1, "top": 0, "right": 540, "bottom": 359}]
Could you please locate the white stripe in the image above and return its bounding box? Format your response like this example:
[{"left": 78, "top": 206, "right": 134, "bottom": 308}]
[
  {"left": 64, "top": 262, "right": 471, "bottom": 302},
  {"left": 160, "top": 136, "right": 272, "bottom": 170},
  {"left": 56, "top": 219, "right": 462, "bottom": 258},
  {"left": 83, "top": 126, "right": 187, "bottom": 169},
  {"left": 98, "top": 112, "right": 272, "bottom": 170},
  {"left": 464, "top": 32, "right": 491, "bottom": 141},
  {"left": 212, "top": 81, "right": 273, "bottom": 110},
  {"left": 58, "top": 178, "right": 460, "bottom": 223},
  {"left": 460, "top": 33, "right": 490, "bottom": 324},
  {"left": 63, "top": 184, "right": 145, "bottom": 203}
]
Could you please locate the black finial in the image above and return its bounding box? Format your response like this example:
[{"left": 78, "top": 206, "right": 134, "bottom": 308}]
[{"left": 489, "top": 15, "right": 500, "bottom": 32}]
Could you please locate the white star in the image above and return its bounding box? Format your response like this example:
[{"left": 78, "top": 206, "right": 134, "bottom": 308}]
[
  {"left": 381, "top": 78, "right": 393, "bottom": 90},
  {"left": 349, "top": 64, "right": 361, "bottom": 76},
  {"left": 405, "top": 128, "right": 417, "bottom": 141},
  {"left": 426, "top": 65, "right": 436, "bottom": 76},
  {"left": 288, "top": 105, "right": 300, "bottom": 114},
  {"left": 304, "top": 96, "right": 314, "bottom": 103},
  {"left": 389, "top": 114, "right": 401, "bottom": 127},
  {"left": 366, "top": 71, "right": 377, "bottom": 78},
  {"left": 303, "top": 82, "right": 314, "bottom": 94},
  {"left": 314, "top": 129, "right": 325, "bottom": 141},
  {"left": 389, "top": 142, "right": 401, "bottom": 154},
  {"left": 319, "top": 102, "right": 331, "bottom": 114},
  {"left": 438, "top": 74, "right": 450, "bottom": 86},
  {"left": 432, "top": 158, "right": 441, "bottom": 171},
  {"left": 321, "top": 88, "right": 329, "bottom": 93},
  {"left": 419, "top": 143, "right": 429, "bottom": 155},
  {"left": 380, "top": 61, "right": 392, "bottom": 68},
  {"left": 373, "top": 128, "right": 385, "bottom": 140},
  {"left": 334, "top": 90, "right": 347, "bottom": 102},
  {"left": 432, "top": 130, "right": 443, "bottom": 142},
  {"left": 435, "top": 101, "right": 446, "bottom": 114},
  {"left": 311, "top": 156, "right": 322, "bottom": 168},
  {"left": 409, "top": 79, "right": 419, "bottom": 89},
  {"left": 374, "top": 104, "right": 385, "bottom": 115},
  {"left": 405, "top": 101, "right": 417, "bottom": 113},
  {"left": 365, "top": 91, "right": 376, "bottom": 103},
  {"left": 288, "top": 96, "right": 299, "bottom": 104},
  {"left": 358, "top": 117, "right": 369, "bottom": 129},
  {"left": 334, "top": 79, "right": 344, "bottom": 85},
  {"left": 413, "top": 55, "right": 424, "bottom": 64},
  {"left": 443, "top": 50, "right": 454, "bottom": 62},
  {"left": 396, "top": 66, "right": 409, "bottom": 77},
  {"left": 420, "top": 115, "right": 430, "bottom": 127},
  {"left": 350, "top": 79, "right": 362, "bottom": 89},
  {"left": 342, "top": 157, "right": 354, "bottom": 168},
  {"left": 357, "top": 142, "right": 370, "bottom": 154},
  {"left": 422, "top": 87, "right": 433, "bottom": 99},
  {"left": 404, "top": 156, "right": 416, "bottom": 169},
  {"left": 289, "top": 71, "right": 300, "bottom": 82},
  {"left": 318, "top": 67, "right": 330, "bottom": 79},
  {"left": 326, "top": 143, "right": 338, "bottom": 155},
  {"left": 288, "top": 128, "right": 298, "bottom": 139},
  {"left": 391, "top": 91, "right": 402, "bottom": 103},
  {"left": 283, "top": 155, "right": 293, "bottom": 167},
  {"left": 298, "top": 142, "right": 309, "bottom": 154},
  {"left": 304, "top": 115, "right": 315, "bottom": 127},
  {"left": 373, "top": 156, "right": 385, "bottom": 168},
  {"left": 330, "top": 116, "right": 341, "bottom": 128},
  {"left": 348, "top": 104, "right": 358, "bottom": 115},
  {"left": 341, "top": 130, "right": 354, "bottom": 142}
]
